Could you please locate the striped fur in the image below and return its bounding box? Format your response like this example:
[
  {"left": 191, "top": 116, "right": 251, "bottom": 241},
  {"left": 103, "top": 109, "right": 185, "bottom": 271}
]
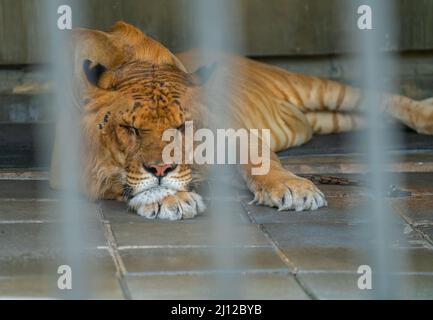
[
  {"left": 176, "top": 50, "right": 432, "bottom": 212},
  {"left": 51, "top": 22, "right": 433, "bottom": 218}
]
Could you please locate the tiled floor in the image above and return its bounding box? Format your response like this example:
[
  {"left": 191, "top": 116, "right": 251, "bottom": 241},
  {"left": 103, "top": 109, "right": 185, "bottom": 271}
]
[{"left": 0, "top": 154, "right": 433, "bottom": 299}]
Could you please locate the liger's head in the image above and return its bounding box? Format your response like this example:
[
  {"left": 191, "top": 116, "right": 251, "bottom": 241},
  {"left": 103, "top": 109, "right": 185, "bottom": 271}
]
[{"left": 72, "top": 22, "right": 213, "bottom": 205}]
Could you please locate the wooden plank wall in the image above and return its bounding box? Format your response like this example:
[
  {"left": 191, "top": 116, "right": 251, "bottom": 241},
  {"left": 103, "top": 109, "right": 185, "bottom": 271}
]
[{"left": 0, "top": 0, "right": 433, "bottom": 65}]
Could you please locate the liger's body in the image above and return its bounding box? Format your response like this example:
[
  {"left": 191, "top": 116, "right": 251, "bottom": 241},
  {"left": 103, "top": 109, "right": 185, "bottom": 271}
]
[{"left": 50, "top": 22, "right": 433, "bottom": 219}]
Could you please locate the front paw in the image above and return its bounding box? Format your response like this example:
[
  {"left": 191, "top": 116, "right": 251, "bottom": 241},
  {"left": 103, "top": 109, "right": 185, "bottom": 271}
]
[
  {"left": 132, "top": 191, "right": 206, "bottom": 220},
  {"left": 249, "top": 172, "right": 327, "bottom": 212}
]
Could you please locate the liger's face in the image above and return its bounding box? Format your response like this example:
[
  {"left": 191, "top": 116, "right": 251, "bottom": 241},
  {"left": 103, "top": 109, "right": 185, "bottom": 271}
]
[{"left": 94, "top": 61, "right": 198, "bottom": 204}]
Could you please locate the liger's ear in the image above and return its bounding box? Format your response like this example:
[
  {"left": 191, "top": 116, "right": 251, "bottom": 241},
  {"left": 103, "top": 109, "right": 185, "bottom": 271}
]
[
  {"left": 188, "top": 62, "right": 217, "bottom": 86},
  {"left": 83, "top": 59, "right": 107, "bottom": 87},
  {"left": 72, "top": 28, "right": 125, "bottom": 101}
]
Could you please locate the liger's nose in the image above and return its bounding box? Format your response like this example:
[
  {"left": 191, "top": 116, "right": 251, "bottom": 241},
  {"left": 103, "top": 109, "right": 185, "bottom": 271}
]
[{"left": 143, "top": 164, "right": 177, "bottom": 177}]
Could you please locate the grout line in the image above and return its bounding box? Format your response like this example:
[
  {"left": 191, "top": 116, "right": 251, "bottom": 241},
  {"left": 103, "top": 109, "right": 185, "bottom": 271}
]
[
  {"left": 126, "top": 269, "right": 289, "bottom": 277},
  {"left": 115, "top": 244, "right": 272, "bottom": 250},
  {"left": 0, "top": 220, "right": 55, "bottom": 224},
  {"left": 0, "top": 170, "right": 49, "bottom": 181},
  {"left": 240, "top": 201, "right": 298, "bottom": 272},
  {"left": 239, "top": 200, "right": 317, "bottom": 300},
  {"left": 412, "top": 222, "right": 433, "bottom": 227},
  {"left": 96, "top": 204, "right": 132, "bottom": 300},
  {"left": 297, "top": 269, "right": 433, "bottom": 276},
  {"left": 406, "top": 223, "right": 433, "bottom": 247},
  {"left": 278, "top": 150, "right": 433, "bottom": 159},
  {"left": 0, "top": 198, "right": 59, "bottom": 202},
  {"left": 393, "top": 204, "right": 433, "bottom": 247},
  {"left": 292, "top": 274, "right": 318, "bottom": 300},
  {"left": 0, "top": 177, "right": 49, "bottom": 181},
  {"left": 318, "top": 192, "right": 433, "bottom": 199}
]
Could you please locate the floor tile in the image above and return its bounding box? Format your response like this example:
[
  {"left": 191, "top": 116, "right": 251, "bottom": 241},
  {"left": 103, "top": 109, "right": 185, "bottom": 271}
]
[
  {"left": 100, "top": 200, "right": 152, "bottom": 224},
  {"left": 265, "top": 219, "right": 433, "bottom": 273},
  {"left": 0, "top": 248, "right": 115, "bottom": 276},
  {"left": 111, "top": 222, "right": 270, "bottom": 248},
  {"left": 298, "top": 273, "right": 433, "bottom": 299},
  {"left": 280, "top": 153, "right": 433, "bottom": 175},
  {"left": 242, "top": 196, "right": 374, "bottom": 224},
  {"left": 277, "top": 247, "right": 433, "bottom": 273},
  {"left": 0, "top": 274, "right": 124, "bottom": 299},
  {"left": 391, "top": 196, "right": 433, "bottom": 225},
  {"left": 415, "top": 225, "right": 433, "bottom": 244},
  {"left": 0, "top": 180, "right": 58, "bottom": 199},
  {"left": 318, "top": 183, "right": 368, "bottom": 198},
  {"left": 0, "top": 222, "right": 107, "bottom": 258},
  {"left": 399, "top": 173, "right": 433, "bottom": 195},
  {"left": 126, "top": 273, "right": 309, "bottom": 300},
  {"left": 0, "top": 200, "right": 99, "bottom": 222},
  {"left": 0, "top": 249, "right": 123, "bottom": 299},
  {"left": 262, "top": 222, "right": 420, "bottom": 250},
  {"left": 120, "top": 247, "right": 288, "bottom": 274}
]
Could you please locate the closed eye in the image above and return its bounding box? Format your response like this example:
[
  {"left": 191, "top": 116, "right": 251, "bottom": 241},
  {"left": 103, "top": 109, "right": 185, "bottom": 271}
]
[{"left": 120, "top": 125, "right": 149, "bottom": 136}]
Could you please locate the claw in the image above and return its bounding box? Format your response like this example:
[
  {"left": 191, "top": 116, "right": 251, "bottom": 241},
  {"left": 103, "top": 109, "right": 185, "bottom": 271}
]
[
  {"left": 249, "top": 176, "right": 327, "bottom": 212},
  {"left": 132, "top": 191, "right": 205, "bottom": 220}
]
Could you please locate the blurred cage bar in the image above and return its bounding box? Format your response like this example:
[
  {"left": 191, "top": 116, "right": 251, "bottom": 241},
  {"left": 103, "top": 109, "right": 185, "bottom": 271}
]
[
  {"left": 1, "top": 0, "right": 432, "bottom": 299},
  {"left": 345, "top": 0, "right": 406, "bottom": 298},
  {"left": 40, "top": 0, "right": 99, "bottom": 299},
  {"left": 187, "top": 0, "right": 247, "bottom": 299},
  {"left": 41, "top": 0, "right": 82, "bottom": 298}
]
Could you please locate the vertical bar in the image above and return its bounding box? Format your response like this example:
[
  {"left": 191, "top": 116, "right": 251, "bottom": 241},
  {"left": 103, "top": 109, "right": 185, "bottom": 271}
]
[
  {"left": 347, "top": 0, "right": 406, "bottom": 298},
  {"left": 188, "top": 0, "right": 246, "bottom": 299},
  {"left": 41, "top": 0, "right": 93, "bottom": 299}
]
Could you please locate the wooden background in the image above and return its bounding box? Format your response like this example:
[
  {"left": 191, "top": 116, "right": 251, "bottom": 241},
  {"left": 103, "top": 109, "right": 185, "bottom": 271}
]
[
  {"left": 0, "top": 0, "right": 432, "bottom": 167},
  {"left": 0, "top": 0, "right": 433, "bottom": 65}
]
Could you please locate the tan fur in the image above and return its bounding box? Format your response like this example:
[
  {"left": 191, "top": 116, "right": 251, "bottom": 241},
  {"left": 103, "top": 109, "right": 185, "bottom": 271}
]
[{"left": 50, "top": 22, "right": 433, "bottom": 218}]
